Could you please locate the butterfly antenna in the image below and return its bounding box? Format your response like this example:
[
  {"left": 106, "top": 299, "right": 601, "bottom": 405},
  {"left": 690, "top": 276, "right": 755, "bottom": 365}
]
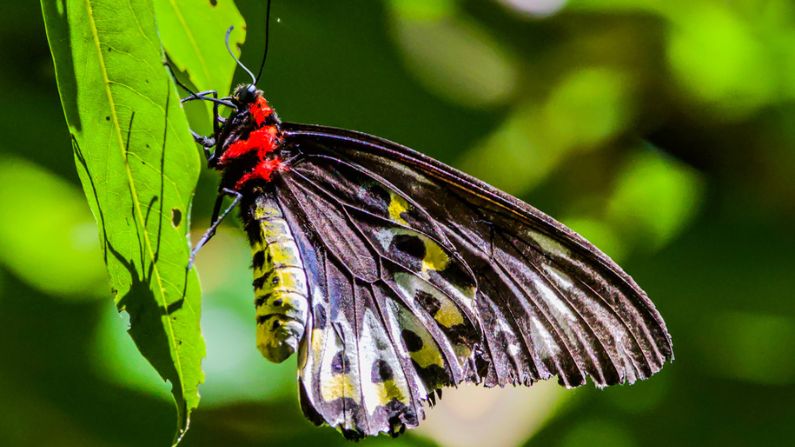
[
  {"left": 225, "top": 25, "right": 256, "bottom": 84},
  {"left": 254, "top": 0, "right": 273, "bottom": 84}
]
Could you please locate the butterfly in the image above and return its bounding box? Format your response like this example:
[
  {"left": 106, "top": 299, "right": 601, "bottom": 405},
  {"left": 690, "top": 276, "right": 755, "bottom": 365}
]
[{"left": 178, "top": 24, "right": 673, "bottom": 441}]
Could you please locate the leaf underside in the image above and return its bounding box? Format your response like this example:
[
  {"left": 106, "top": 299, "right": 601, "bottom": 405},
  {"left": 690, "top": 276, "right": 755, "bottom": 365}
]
[{"left": 42, "top": 0, "right": 205, "bottom": 443}]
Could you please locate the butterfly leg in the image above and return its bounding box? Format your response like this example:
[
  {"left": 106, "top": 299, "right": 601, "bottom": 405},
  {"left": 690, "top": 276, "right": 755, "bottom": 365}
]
[
  {"left": 165, "top": 63, "right": 236, "bottom": 160},
  {"left": 182, "top": 90, "right": 221, "bottom": 161},
  {"left": 191, "top": 129, "right": 216, "bottom": 148},
  {"left": 188, "top": 187, "right": 243, "bottom": 268},
  {"left": 180, "top": 90, "right": 239, "bottom": 163}
]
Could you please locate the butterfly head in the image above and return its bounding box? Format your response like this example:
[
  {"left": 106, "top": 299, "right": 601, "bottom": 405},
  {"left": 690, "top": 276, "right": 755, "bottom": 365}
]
[{"left": 233, "top": 83, "right": 260, "bottom": 107}]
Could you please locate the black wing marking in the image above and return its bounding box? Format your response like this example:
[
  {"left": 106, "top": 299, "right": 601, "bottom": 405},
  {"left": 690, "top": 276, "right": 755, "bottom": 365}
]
[{"left": 281, "top": 122, "right": 673, "bottom": 391}]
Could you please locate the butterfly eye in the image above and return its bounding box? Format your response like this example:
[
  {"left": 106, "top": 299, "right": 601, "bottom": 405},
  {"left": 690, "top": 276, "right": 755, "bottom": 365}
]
[{"left": 237, "top": 84, "right": 257, "bottom": 104}]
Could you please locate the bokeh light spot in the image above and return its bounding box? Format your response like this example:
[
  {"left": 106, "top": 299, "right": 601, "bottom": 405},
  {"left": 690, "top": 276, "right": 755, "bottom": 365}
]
[
  {"left": 458, "top": 102, "right": 568, "bottom": 194},
  {"left": 390, "top": 11, "right": 519, "bottom": 108},
  {"left": 0, "top": 156, "right": 105, "bottom": 299},
  {"left": 542, "top": 67, "right": 634, "bottom": 151},
  {"left": 667, "top": 5, "right": 775, "bottom": 116},
  {"left": 607, "top": 147, "right": 703, "bottom": 251},
  {"left": 498, "top": 0, "right": 568, "bottom": 18}
]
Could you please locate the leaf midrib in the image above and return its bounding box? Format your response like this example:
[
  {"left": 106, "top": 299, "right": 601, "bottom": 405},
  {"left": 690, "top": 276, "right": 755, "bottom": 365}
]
[{"left": 83, "top": 0, "right": 186, "bottom": 401}]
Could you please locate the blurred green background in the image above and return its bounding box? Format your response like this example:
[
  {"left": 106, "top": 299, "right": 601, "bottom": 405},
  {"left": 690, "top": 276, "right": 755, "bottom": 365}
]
[{"left": 2, "top": 0, "right": 794, "bottom": 445}]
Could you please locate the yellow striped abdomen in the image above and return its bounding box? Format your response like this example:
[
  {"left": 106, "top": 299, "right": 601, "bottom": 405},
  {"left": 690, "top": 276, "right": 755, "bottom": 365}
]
[{"left": 250, "top": 194, "right": 309, "bottom": 363}]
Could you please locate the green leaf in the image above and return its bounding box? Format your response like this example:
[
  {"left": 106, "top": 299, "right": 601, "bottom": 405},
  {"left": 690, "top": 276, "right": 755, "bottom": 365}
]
[
  {"left": 153, "top": 0, "right": 245, "bottom": 94},
  {"left": 41, "top": 0, "right": 205, "bottom": 443}
]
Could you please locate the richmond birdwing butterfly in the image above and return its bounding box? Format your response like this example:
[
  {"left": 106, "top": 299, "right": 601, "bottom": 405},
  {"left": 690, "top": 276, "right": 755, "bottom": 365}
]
[{"left": 175, "top": 3, "right": 672, "bottom": 440}]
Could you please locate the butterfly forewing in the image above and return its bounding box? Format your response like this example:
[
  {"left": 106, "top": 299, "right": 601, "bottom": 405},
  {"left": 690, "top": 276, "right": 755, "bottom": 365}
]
[{"left": 280, "top": 123, "right": 672, "bottom": 394}]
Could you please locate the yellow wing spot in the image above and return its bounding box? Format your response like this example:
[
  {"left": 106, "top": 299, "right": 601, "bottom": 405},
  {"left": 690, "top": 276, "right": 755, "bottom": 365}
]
[
  {"left": 311, "top": 328, "right": 324, "bottom": 356},
  {"left": 433, "top": 298, "right": 464, "bottom": 328},
  {"left": 321, "top": 374, "right": 359, "bottom": 402},
  {"left": 375, "top": 379, "right": 406, "bottom": 405},
  {"left": 388, "top": 192, "right": 410, "bottom": 225},
  {"left": 421, "top": 237, "right": 450, "bottom": 272},
  {"left": 410, "top": 337, "right": 445, "bottom": 369},
  {"left": 529, "top": 231, "right": 570, "bottom": 256},
  {"left": 393, "top": 300, "right": 445, "bottom": 369}
]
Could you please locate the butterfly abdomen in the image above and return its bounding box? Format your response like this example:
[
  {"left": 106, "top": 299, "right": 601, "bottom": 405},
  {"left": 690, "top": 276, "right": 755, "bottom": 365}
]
[{"left": 247, "top": 192, "right": 309, "bottom": 363}]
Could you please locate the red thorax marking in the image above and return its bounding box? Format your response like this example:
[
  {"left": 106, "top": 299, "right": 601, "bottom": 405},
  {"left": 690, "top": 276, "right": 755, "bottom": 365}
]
[
  {"left": 219, "top": 126, "right": 279, "bottom": 165},
  {"left": 234, "top": 157, "right": 287, "bottom": 190},
  {"left": 223, "top": 94, "right": 286, "bottom": 190},
  {"left": 250, "top": 96, "right": 272, "bottom": 126}
]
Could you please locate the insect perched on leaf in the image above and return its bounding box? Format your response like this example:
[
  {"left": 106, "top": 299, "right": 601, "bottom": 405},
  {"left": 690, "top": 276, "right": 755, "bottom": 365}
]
[{"left": 174, "top": 8, "right": 673, "bottom": 441}]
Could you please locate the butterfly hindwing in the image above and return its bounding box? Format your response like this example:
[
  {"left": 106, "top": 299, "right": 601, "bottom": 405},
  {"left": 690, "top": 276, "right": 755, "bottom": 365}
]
[{"left": 274, "top": 169, "right": 482, "bottom": 438}]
